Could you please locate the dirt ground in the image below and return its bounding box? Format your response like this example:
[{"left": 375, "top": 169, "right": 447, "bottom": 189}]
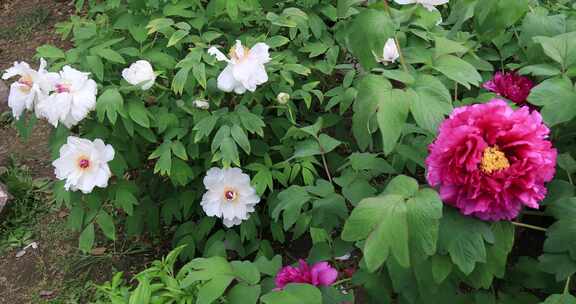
[{"left": 0, "top": 1, "right": 89, "bottom": 303}]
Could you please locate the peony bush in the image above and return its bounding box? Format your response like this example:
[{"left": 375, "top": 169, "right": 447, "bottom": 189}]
[{"left": 3, "top": 0, "right": 576, "bottom": 302}]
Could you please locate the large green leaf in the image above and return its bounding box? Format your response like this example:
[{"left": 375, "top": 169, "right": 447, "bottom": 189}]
[
  {"left": 432, "top": 55, "right": 482, "bottom": 89},
  {"left": 96, "top": 88, "right": 123, "bottom": 125},
  {"left": 346, "top": 9, "right": 396, "bottom": 70},
  {"left": 528, "top": 77, "right": 576, "bottom": 126},
  {"left": 534, "top": 32, "right": 576, "bottom": 70},
  {"left": 342, "top": 175, "right": 442, "bottom": 271},
  {"left": 377, "top": 89, "right": 411, "bottom": 155},
  {"left": 437, "top": 208, "right": 494, "bottom": 275},
  {"left": 352, "top": 75, "right": 391, "bottom": 151},
  {"left": 261, "top": 284, "right": 322, "bottom": 304},
  {"left": 409, "top": 75, "right": 452, "bottom": 133}
]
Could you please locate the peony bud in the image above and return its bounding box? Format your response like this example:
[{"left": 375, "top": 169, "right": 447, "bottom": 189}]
[
  {"left": 193, "top": 99, "right": 210, "bottom": 110},
  {"left": 122, "top": 60, "right": 156, "bottom": 91},
  {"left": 277, "top": 92, "right": 290, "bottom": 105},
  {"left": 381, "top": 38, "right": 400, "bottom": 64}
]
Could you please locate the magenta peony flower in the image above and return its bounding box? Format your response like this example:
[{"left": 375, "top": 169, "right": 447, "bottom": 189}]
[
  {"left": 274, "top": 260, "right": 338, "bottom": 290},
  {"left": 483, "top": 71, "right": 534, "bottom": 105},
  {"left": 426, "top": 99, "right": 556, "bottom": 221}
]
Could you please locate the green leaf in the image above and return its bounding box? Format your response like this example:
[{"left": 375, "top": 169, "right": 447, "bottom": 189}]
[
  {"left": 434, "top": 37, "right": 468, "bottom": 58},
  {"left": 129, "top": 278, "right": 151, "bottom": 304},
  {"left": 342, "top": 177, "right": 442, "bottom": 271},
  {"left": 228, "top": 283, "right": 261, "bottom": 304},
  {"left": 167, "top": 29, "right": 189, "bottom": 47},
  {"left": 352, "top": 75, "right": 392, "bottom": 151},
  {"left": 539, "top": 253, "right": 576, "bottom": 281},
  {"left": 193, "top": 62, "right": 207, "bottom": 89},
  {"left": 409, "top": 75, "right": 452, "bottom": 133},
  {"left": 79, "top": 223, "right": 95, "bottom": 253},
  {"left": 36, "top": 45, "right": 66, "bottom": 58},
  {"left": 527, "top": 77, "right": 576, "bottom": 126},
  {"left": 86, "top": 55, "right": 104, "bottom": 81},
  {"left": 95, "top": 48, "right": 126, "bottom": 64},
  {"left": 128, "top": 100, "right": 151, "bottom": 128},
  {"left": 266, "top": 36, "right": 290, "bottom": 48},
  {"left": 533, "top": 32, "right": 576, "bottom": 70},
  {"left": 261, "top": 284, "right": 322, "bottom": 304},
  {"left": 96, "top": 88, "right": 123, "bottom": 125},
  {"left": 198, "top": 275, "right": 234, "bottom": 304},
  {"left": 377, "top": 89, "right": 411, "bottom": 155},
  {"left": 96, "top": 210, "right": 116, "bottom": 240},
  {"left": 433, "top": 54, "right": 482, "bottom": 89},
  {"left": 231, "top": 261, "right": 260, "bottom": 285},
  {"left": 347, "top": 9, "right": 395, "bottom": 70},
  {"left": 171, "top": 140, "right": 188, "bottom": 160},
  {"left": 438, "top": 208, "right": 493, "bottom": 275},
  {"left": 254, "top": 255, "right": 282, "bottom": 276},
  {"left": 231, "top": 124, "right": 251, "bottom": 154},
  {"left": 540, "top": 294, "right": 576, "bottom": 304},
  {"left": 272, "top": 186, "right": 311, "bottom": 231}
]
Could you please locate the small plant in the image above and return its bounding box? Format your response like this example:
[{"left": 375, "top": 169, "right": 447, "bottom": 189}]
[{"left": 0, "top": 157, "right": 51, "bottom": 254}]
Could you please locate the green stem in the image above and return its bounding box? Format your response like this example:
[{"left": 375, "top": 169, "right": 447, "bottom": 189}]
[
  {"left": 564, "top": 275, "right": 572, "bottom": 295},
  {"left": 333, "top": 278, "right": 352, "bottom": 286},
  {"left": 511, "top": 221, "right": 547, "bottom": 232}
]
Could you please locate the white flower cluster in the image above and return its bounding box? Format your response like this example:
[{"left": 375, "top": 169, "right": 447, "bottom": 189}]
[
  {"left": 0, "top": 39, "right": 283, "bottom": 228},
  {"left": 2, "top": 59, "right": 97, "bottom": 128}
]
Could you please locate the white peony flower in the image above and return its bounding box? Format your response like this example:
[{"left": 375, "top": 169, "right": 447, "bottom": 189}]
[
  {"left": 1, "top": 58, "right": 58, "bottom": 119},
  {"left": 52, "top": 136, "right": 115, "bottom": 194},
  {"left": 122, "top": 60, "right": 156, "bottom": 90},
  {"left": 36, "top": 66, "right": 98, "bottom": 128},
  {"left": 393, "top": 0, "right": 448, "bottom": 12},
  {"left": 200, "top": 167, "right": 260, "bottom": 228},
  {"left": 208, "top": 40, "right": 271, "bottom": 94},
  {"left": 375, "top": 38, "right": 400, "bottom": 64},
  {"left": 277, "top": 92, "right": 290, "bottom": 105},
  {"left": 193, "top": 99, "right": 210, "bottom": 110}
]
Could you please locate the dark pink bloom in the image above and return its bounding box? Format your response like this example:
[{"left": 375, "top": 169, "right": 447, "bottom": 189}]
[
  {"left": 274, "top": 260, "right": 338, "bottom": 290},
  {"left": 426, "top": 99, "right": 556, "bottom": 221},
  {"left": 483, "top": 71, "right": 534, "bottom": 104}
]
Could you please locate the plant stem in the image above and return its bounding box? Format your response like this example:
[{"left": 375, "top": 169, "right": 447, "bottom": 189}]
[
  {"left": 511, "top": 221, "right": 547, "bottom": 232},
  {"left": 520, "top": 210, "right": 548, "bottom": 217},
  {"left": 333, "top": 278, "right": 352, "bottom": 286},
  {"left": 564, "top": 275, "right": 572, "bottom": 294},
  {"left": 319, "top": 147, "right": 333, "bottom": 184}
]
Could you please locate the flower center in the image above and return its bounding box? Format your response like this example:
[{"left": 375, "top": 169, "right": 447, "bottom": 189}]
[
  {"left": 18, "top": 75, "right": 33, "bottom": 87},
  {"left": 224, "top": 189, "right": 237, "bottom": 201},
  {"left": 480, "top": 146, "right": 510, "bottom": 174},
  {"left": 229, "top": 46, "right": 250, "bottom": 62},
  {"left": 18, "top": 75, "right": 33, "bottom": 93},
  {"left": 55, "top": 83, "right": 71, "bottom": 93},
  {"left": 78, "top": 158, "right": 90, "bottom": 170}
]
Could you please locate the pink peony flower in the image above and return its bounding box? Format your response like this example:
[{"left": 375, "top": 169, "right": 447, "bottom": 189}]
[
  {"left": 426, "top": 99, "right": 556, "bottom": 221},
  {"left": 274, "top": 260, "right": 338, "bottom": 290},
  {"left": 483, "top": 71, "right": 534, "bottom": 105}
]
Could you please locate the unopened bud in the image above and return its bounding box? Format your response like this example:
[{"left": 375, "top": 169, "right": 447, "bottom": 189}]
[
  {"left": 277, "top": 92, "right": 290, "bottom": 105},
  {"left": 193, "top": 99, "right": 210, "bottom": 110}
]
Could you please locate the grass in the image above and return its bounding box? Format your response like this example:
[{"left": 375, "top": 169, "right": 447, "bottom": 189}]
[
  {"left": 0, "top": 156, "right": 52, "bottom": 254},
  {"left": 0, "top": 7, "right": 51, "bottom": 40}
]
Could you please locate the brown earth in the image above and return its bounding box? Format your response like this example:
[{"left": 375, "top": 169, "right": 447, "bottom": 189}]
[
  {"left": 0, "top": 1, "right": 89, "bottom": 303},
  {"left": 0, "top": 0, "right": 75, "bottom": 177}
]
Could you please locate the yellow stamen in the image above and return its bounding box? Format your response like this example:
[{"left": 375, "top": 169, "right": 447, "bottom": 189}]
[
  {"left": 229, "top": 46, "right": 250, "bottom": 61},
  {"left": 480, "top": 146, "right": 510, "bottom": 174}
]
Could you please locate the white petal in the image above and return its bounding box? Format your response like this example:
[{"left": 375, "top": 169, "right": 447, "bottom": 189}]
[
  {"left": 232, "top": 61, "right": 268, "bottom": 92},
  {"left": 208, "top": 47, "right": 230, "bottom": 62},
  {"left": 248, "top": 43, "right": 271, "bottom": 64},
  {"left": 393, "top": 0, "right": 417, "bottom": 4},
  {"left": 233, "top": 40, "right": 245, "bottom": 60},
  {"left": 7, "top": 83, "right": 33, "bottom": 119},
  {"left": 217, "top": 65, "right": 244, "bottom": 93}
]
